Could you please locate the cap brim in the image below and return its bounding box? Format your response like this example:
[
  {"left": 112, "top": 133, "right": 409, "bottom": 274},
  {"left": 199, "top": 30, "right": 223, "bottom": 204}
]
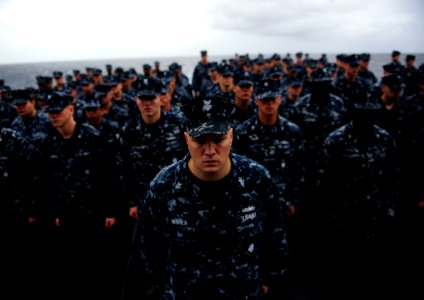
[
  {"left": 257, "top": 90, "right": 280, "bottom": 100},
  {"left": 15, "top": 99, "right": 29, "bottom": 105},
  {"left": 238, "top": 81, "right": 253, "bottom": 88},
  {"left": 46, "top": 105, "right": 67, "bottom": 113},
  {"left": 188, "top": 121, "right": 230, "bottom": 138}
]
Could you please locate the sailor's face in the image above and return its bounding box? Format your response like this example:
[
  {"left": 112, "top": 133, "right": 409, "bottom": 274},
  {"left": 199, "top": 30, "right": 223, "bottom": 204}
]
[{"left": 185, "top": 128, "right": 233, "bottom": 180}]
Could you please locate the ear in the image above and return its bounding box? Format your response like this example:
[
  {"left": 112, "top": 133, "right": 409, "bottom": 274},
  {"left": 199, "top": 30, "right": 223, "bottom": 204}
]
[
  {"left": 276, "top": 95, "right": 283, "bottom": 103},
  {"left": 184, "top": 132, "right": 190, "bottom": 144}
]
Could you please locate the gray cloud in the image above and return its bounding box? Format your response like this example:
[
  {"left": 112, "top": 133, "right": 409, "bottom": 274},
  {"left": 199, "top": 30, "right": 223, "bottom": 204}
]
[{"left": 208, "top": 0, "right": 424, "bottom": 51}]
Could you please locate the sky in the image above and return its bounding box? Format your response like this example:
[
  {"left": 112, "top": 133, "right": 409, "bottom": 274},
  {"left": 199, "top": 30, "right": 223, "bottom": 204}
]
[{"left": 0, "top": 0, "right": 423, "bottom": 64}]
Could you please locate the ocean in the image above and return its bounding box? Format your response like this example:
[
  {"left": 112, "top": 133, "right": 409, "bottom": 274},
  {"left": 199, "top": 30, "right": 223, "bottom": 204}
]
[{"left": 1, "top": 53, "right": 423, "bottom": 89}]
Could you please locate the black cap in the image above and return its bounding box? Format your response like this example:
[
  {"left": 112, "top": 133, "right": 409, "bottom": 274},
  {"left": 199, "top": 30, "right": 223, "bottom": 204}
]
[
  {"left": 305, "top": 59, "right": 318, "bottom": 69},
  {"left": 287, "top": 77, "right": 303, "bottom": 87},
  {"left": 53, "top": 71, "right": 63, "bottom": 78},
  {"left": 13, "top": 89, "right": 30, "bottom": 105},
  {"left": 360, "top": 53, "right": 371, "bottom": 61},
  {"left": 295, "top": 52, "right": 303, "bottom": 58},
  {"left": 135, "top": 77, "right": 162, "bottom": 99},
  {"left": 392, "top": 50, "right": 401, "bottom": 57},
  {"left": 143, "top": 64, "right": 152, "bottom": 70},
  {"left": 36, "top": 76, "right": 53, "bottom": 84},
  {"left": 84, "top": 98, "right": 101, "bottom": 109},
  {"left": 255, "top": 78, "right": 281, "bottom": 100},
  {"left": 269, "top": 66, "right": 283, "bottom": 78},
  {"left": 201, "top": 50, "right": 208, "bottom": 56},
  {"left": 180, "top": 95, "right": 233, "bottom": 138},
  {"left": 114, "top": 67, "right": 124, "bottom": 74},
  {"left": 81, "top": 77, "right": 94, "bottom": 85},
  {"left": 94, "top": 84, "right": 113, "bottom": 94},
  {"left": 382, "top": 62, "right": 403, "bottom": 75},
  {"left": 336, "top": 53, "right": 347, "bottom": 61},
  {"left": 310, "top": 68, "right": 332, "bottom": 82},
  {"left": 217, "top": 64, "right": 233, "bottom": 76},
  {"left": 92, "top": 68, "right": 102, "bottom": 76},
  {"left": 234, "top": 72, "right": 253, "bottom": 87},
  {"left": 45, "top": 92, "right": 73, "bottom": 113},
  {"left": 406, "top": 54, "right": 415, "bottom": 61},
  {"left": 345, "top": 54, "right": 360, "bottom": 66},
  {"left": 253, "top": 57, "right": 265, "bottom": 65},
  {"left": 208, "top": 62, "right": 218, "bottom": 71},
  {"left": 271, "top": 53, "right": 281, "bottom": 60},
  {"left": 168, "top": 62, "right": 182, "bottom": 73},
  {"left": 381, "top": 74, "right": 405, "bottom": 90},
  {"left": 351, "top": 102, "right": 382, "bottom": 122}
]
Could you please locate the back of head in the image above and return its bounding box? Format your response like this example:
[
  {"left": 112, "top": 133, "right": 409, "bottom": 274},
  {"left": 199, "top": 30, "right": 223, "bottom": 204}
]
[{"left": 351, "top": 102, "right": 382, "bottom": 135}]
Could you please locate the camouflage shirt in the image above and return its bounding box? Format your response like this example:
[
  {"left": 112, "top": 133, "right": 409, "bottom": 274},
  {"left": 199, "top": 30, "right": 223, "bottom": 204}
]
[
  {"left": 0, "top": 127, "right": 30, "bottom": 218},
  {"left": 232, "top": 115, "right": 305, "bottom": 209},
  {"left": 32, "top": 123, "right": 121, "bottom": 220},
  {"left": 121, "top": 111, "right": 187, "bottom": 207},
  {"left": 140, "top": 153, "right": 288, "bottom": 300},
  {"left": 317, "top": 122, "right": 399, "bottom": 238},
  {"left": 11, "top": 111, "right": 51, "bottom": 142}
]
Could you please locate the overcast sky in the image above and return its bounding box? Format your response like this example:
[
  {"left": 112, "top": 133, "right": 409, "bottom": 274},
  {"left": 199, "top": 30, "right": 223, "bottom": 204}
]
[{"left": 0, "top": 0, "right": 423, "bottom": 64}]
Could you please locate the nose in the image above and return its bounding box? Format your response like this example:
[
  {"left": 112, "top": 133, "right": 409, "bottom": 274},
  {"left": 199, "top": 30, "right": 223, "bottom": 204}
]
[{"left": 204, "top": 140, "right": 215, "bottom": 156}]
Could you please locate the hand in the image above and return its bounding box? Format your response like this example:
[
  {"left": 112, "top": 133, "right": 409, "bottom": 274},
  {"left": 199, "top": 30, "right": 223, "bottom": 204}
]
[
  {"left": 55, "top": 218, "right": 60, "bottom": 227},
  {"left": 262, "top": 285, "right": 269, "bottom": 294},
  {"left": 105, "top": 217, "right": 116, "bottom": 229},
  {"left": 129, "top": 206, "right": 139, "bottom": 220},
  {"left": 289, "top": 204, "right": 296, "bottom": 216},
  {"left": 28, "top": 216, "right": 38, "bottom": 224}
]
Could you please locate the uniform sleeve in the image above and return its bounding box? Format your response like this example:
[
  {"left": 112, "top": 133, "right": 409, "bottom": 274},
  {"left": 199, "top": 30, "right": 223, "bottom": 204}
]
[
  {"left": 261, "top": 174, "right": 289, "bottom": 287},
  {"left": 139, "top": 180, "right": 170, "bottom": 294}
]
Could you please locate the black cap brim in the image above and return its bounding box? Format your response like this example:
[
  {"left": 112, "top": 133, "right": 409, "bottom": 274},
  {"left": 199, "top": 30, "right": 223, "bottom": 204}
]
[{"left": 187, "top": 121, "right": 230, "bottom": 138}]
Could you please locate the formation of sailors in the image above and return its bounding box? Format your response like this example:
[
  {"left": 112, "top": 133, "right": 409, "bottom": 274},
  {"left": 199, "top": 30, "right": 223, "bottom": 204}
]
[{"left": 1, "top": 49, "right": 423, "bottom": 299}]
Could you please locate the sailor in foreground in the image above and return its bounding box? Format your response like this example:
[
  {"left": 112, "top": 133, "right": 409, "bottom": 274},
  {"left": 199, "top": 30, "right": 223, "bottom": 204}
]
[{"left": 139, "top": 95, "right": 288, "bottom": 299}]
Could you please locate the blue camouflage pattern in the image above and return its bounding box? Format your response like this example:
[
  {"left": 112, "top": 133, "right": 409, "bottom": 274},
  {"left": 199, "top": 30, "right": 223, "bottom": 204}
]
[
  {"left": 232, "top": 115, "right": 305, "bottom": 209},
  {"left": 140, "top": 153, "right": 288, "bottom": 299}
]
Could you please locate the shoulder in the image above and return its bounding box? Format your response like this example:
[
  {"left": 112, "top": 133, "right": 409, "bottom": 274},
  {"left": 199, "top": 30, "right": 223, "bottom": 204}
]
[
  {"left": 279, "top": 115, "right": 302, "bottom": 132},
  {"left": 231, "top": 153, "right": 271, "bottom": 178},
  {"left": 150, "top": 159, "right": 186, "bottom": 186},
  {"left": 234, "top": 116, "right": 256, "bottom": 132},
  {"left": 1, "top": 127, "right": 23, "bottom": 141},
  {"left": 162, "top": 111, "right": 187, "bottom": 126},
  {"left": 79, "top": 123, "right": 101, "bottom": 137}
]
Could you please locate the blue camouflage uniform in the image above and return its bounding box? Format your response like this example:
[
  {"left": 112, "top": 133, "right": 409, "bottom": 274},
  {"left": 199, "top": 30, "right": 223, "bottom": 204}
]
[
  {"left": 33, "top": 122, "right": 121, "bottom": 222},
  {"left": 0, "top": 101, "right": 18, "bottom": 128},
  {"left": 233, "top": 115, "right": 305, "bottom": 211},
  {"left": 121, "top": 111, "right": 188, "bottom": 209},
  {"left": 140, "top": 153, "right": 288, "bottom": 300},
  {"left": 0, "top": 127, "right": 30, "bottom": 222},
  {"left": 11, "top": 111, "right": 51, "bottom": 142},
  {"left": 31, "top": 120, "right": 123, "bottom": 299},
  {"left": 312, "top": 115, "right": 400, "bottom": 299},
  {"left": 0, "top": 127, "right": 34, "bottom": 298}
]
